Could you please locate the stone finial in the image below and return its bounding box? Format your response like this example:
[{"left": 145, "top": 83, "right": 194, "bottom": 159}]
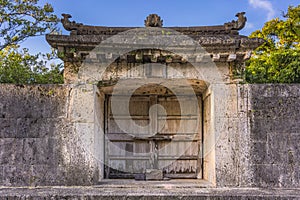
[
  {"left": 145, "top": 14, "right": 163, "bottom": 27},
  {"left": 61, "top": 13, "right": 83, "bottom": 31},
  {"left": 224, "top": 12, "right": 247, "bottom": 31}
]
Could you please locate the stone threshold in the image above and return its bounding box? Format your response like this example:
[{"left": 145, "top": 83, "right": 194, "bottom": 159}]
[
  {"left": 96, "top": 179, "right": 214, "bottom": 188},
  {"left": 0, "top": 185, "right": 300, "bottom": 199}
]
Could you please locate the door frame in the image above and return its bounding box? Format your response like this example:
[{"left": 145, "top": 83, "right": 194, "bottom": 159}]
[{"left": 103, "top": 94, "right": 204, "bottom": 179}]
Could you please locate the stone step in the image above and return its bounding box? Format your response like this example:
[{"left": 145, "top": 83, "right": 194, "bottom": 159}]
[{"left": 0, "top": 187, "right": 299, "bottom": 200}]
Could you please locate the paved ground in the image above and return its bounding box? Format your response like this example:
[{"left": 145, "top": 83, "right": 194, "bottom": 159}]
[{"left": 0, "top": 181, "right": 300, "bottom": 200}]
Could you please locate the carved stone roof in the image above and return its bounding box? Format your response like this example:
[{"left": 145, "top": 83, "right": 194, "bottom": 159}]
[
  {"left": 60, "top": 13, "right": 247, "bottom": 36},
  {"left": 46, "top": 13, "right": 264, "bottom": 63}
]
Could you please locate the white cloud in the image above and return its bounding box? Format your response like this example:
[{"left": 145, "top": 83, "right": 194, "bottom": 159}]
[
  {"left": 245, "top": 22, "right": 255, "bottom": 29},
  {"left": 248, "top": 0, "right": 275, "bottom": 20}
]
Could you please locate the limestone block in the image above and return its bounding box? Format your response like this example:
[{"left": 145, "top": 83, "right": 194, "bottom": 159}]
[
  {"left": 31, "top": 164, "right": 66, "bottom": 186},
  {"left": 0, "top": 85, "right": 69, "bottom": 119},
  {"left": 69, "top": 85, "right": 96, "bottom": 123},
  {"left": 146, "top": 63, "right": 166, "bottom": 78},
  {"left": 250, "top": 141, "right": 269, "bottom": 165},
  {"left": 0, "top": 118, "right": 17, "bottom": 138},
  {"left": 75, "top": 122, "right": 95, "bottom": 155},
  {"left": 0, "top": 138, "right": 23, "bottom": 165},
  {"left": 3, "top": 165, "right": 32, "bottom": 186},
  {"left": 22, "top": 138, "right": 52, "bottom": 165},
  {"left": 252, "top": 164, "right": 282, "bottom": 187},
  {"left": 145, "top": 169, "right": 163, "bottom": 180}
]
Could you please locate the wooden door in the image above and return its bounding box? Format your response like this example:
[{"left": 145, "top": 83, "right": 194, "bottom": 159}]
[{"left": 105, "top": 95, "right": 202, "bottom": 179}]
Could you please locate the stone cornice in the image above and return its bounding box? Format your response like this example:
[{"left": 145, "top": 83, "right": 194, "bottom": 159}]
[
  {"left": 46, "top": 34, "right": 264, "bottom": 62},
  {"left": 47, "top": 13, "right": 264, "bottom": 63}
]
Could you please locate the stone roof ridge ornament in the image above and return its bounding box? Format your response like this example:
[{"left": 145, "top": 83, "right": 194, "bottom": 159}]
[
  {"left": 59, "top": 12, "right": 249, "bottom": 36},
  {"left": 145, "top": 14, "right": 163, "bottom": 27},
  {"left": 224, "top": 12, "right": 247, "bottom": 31},
  {"left": 61, "top": 13, "right": 83, "bottom": 31}
]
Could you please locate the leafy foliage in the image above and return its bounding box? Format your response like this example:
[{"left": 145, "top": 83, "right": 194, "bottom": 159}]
[
  {"left": 245, "top": 5, "right": 300, "bottom": 83},
  {"left": 0, "top": 0, "right": 58, "bottom": 50},
  {"left": 0, "top": 46, "right": 63, "bottom": 84},
  {"left": 0, "top": 0, "right": 63, "bottom": 84}
]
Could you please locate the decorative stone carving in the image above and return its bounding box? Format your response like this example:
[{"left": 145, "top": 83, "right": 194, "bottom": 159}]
[
  {"left": 61, "top": 13, "right": 83, "bottom": 31},
  {"left": 60, "top": 12, "right": 249, "bottom": 36},
  {"left": 144, "top": 14, "right": 163, "bottom": 27},
  {"left": 47, "top": 12, "right": 264, "bottom": 65},
  {"left": 224, "top": 12, "right": 247, "bottom": 31}
]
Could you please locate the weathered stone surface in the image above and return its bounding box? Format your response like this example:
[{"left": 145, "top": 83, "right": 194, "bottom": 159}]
[
  {"left": 249, "top": 84, "right": 300, "bottom": 188},
  {"left": 134, "top": 173, "right": 146, "bottom": 181},
  {"left": 145, "top": 169, "right": 163, "bottom": 181},
  {"left": 0, "top": 165, "right": 3, "bottom": 185},
  {"left": 47, "top": 13, "right": 264, "bottom": 86},
  {"left": 211, "top": 84, "right": 300, "bottom": 188},
  {"left": 61, "top": 12, "right": 247, "bottom": 35},
  {"left": 0, "top": 84, "right": 99, "bottom": 186},
  {"left": 0, "top": 83, "right": 299, "bottom": 190},
  {"left": 2, "top": 164, "right": 32, "bottom": 186},
  {"left": 0, "top": 186, "right": 300, "bottom": 199},
  {"left": 0, "top": 85, "right": 67, "bottom": 119},
  {"left": 2, "top": 11, "right": 299, "bottom": 196}
]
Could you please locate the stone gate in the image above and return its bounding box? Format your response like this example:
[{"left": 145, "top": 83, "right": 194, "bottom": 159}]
[{"left": 0, "top": 13, "right": 299, "bottom": 199}]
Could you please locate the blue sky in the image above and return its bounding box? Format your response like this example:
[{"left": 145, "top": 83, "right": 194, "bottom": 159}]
[{"left": 22, "top": 0, "right": 299, "bottom": 55}]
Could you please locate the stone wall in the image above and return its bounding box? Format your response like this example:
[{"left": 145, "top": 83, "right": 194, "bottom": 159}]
[
  {"left": 0, "top": 84, "right": 299, "bottom": 188},
  {"left": 214, "top": 84, "right": 300, "bottom": 188},
  {"left": 0, "top": 85, "right": 99, "bottom": 186},
  {"left": 248, "top": 84, "right": 300, "bottom": 188}
]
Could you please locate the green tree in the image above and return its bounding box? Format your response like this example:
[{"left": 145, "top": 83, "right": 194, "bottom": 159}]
[
  {"left": 0, "top": 0, "right": 63, "bottom": 84},
  {"left": 0, "top": 46, "right": 63, "bottom": 84},
  {"left": 0, "top": 0, "right": 57, "bottom": 50},
  {"left": 245, "top": 5, "right": 300, "bottom": 83}
]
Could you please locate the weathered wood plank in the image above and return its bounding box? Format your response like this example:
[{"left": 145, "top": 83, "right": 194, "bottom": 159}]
[
  {"left": 106, "top": 133, "right": 134, "bottom": 141},
  {"left": 160, "top": 160, "right": 198, "bottom": 174},
  {"left": 158, "top": 141, "right": 199, "bottom": 157},
  {"left": 158, "top": 119, "right": 199, "bottom": 134},
  {"left": 105, "top": 94, "right": 203, "bottom": 179},
  {"left": 108, "top": 119, "right": 150, "bottom": 134},
  {"left": 158, "top": 156, "right": 199, "bottom": 160},
  {"left": 109, "top": 156, "right": 150, "bottom": 160},
  {"left": 158, "top": 116, "right": 198, "bottom": 120}
]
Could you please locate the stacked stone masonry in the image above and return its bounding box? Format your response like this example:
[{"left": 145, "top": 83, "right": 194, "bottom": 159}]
[
  {"left": 0, "top": 85, "right": 98, "bottom": 186},
  {"left": 0, "top": 84, "right": 299, "bottom": 187}
]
